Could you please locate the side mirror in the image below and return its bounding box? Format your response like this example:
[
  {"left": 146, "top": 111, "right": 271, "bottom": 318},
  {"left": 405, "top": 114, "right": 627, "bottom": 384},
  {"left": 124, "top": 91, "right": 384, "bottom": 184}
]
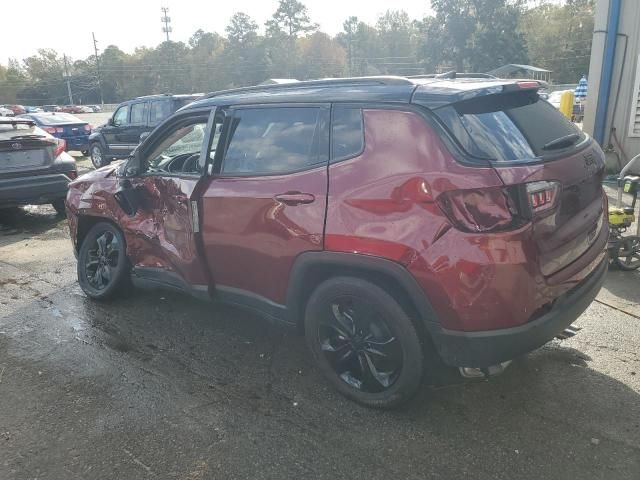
[
  {"left": 139, "top": 131, "right": 150, "bottom": 142},
  {"left": 108, "top": 117, "right": 115, "bottom": 126}
]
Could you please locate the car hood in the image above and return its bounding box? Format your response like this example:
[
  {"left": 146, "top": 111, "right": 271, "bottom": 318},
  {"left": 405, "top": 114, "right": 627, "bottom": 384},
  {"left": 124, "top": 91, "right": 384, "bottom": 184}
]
[{"left": 72, "top": 160, "right": 123, "bottom": 185}]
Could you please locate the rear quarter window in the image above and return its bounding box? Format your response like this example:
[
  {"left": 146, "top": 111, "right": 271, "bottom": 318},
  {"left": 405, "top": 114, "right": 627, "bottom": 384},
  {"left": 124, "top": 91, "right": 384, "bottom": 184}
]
[
  {"left": 331, "top": 107, "right": 364, "bottom": 162},
  {"left": 435, "top": 90, "right": 583, "bottom": 162}
]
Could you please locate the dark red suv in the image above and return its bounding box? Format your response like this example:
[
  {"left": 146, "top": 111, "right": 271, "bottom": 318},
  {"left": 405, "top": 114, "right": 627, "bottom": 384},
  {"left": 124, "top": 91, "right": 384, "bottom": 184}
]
[{"left": 65, "top": 77, "right": 608, "bottom": 408}]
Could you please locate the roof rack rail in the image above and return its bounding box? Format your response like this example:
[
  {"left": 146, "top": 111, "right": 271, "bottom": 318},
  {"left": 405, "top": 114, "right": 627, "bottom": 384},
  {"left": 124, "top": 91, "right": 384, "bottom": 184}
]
[{"left": 204, "top": 76, "right": 416, "bottom": 99}]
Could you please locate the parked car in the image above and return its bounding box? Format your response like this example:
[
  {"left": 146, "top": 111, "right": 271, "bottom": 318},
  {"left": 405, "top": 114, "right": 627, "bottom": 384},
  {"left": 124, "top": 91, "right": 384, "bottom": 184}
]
[
  {"left": 61, "top": 105, "right": 84, "bottom": 114},
  {"left": 0, "top": 117, "right": 77, "bottom": 214},
  {"left": 43, "top": 105, "right": 62, "bottom": 112},
  {"left": 66, "top": 77, "right": 608, "bottom": 408},
  {"left": 87, "top": 105, "right": 102, "bottom": 112},
  {"left": 25, "top": 106, "right": 43, "bottom": 113},
  {"left": 0, "top": 106, "right": 15, "bottom": 117},
  {"left": 7, "top": 105, "right": 26, "bottom": 115},
  {"left": 20, "top": 112, "right": 91, "bottom": 154},
  {"left": 78, "top": 106, "right": 94, "bottom": 113},
  {"left": 88, "top": 93, "right": 203, "bottom": 168}
]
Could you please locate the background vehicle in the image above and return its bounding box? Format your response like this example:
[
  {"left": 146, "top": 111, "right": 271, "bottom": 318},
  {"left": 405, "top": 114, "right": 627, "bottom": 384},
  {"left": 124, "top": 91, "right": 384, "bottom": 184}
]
[
  {"left": 43, "top": 105, "right": 62, "bottom": 112},
  {"left": 0, "top": 117, "right": 77, "bottom": 214},
  {"left": 20, "top": 112, "right": 91, "bottom": 154},
  {"left": 61, "top": 105, "right": 83, "bottom": 114},
  {"left": 78, "top": 106, "right": 94, "bottom": 113},
  {"left": 7, "top": 105, "right": 26, "bottom": 115},
  {"left": 87, "top": 105, "right": 102, "bottom": 112},
  {"left": 25, "top": 106, "right": 43, "bottom": 113},
  {"left": 608, "top": 153, "right": 640, "bottom": 270},
  {"left": 67, "top": 77, "right": 608, "bottom": 408},
  {"left": 0, "top": 106, "right": 15, "bottom": 117},
  {"left": 88, "top": 93, "right": 202, "bottom": 168}
]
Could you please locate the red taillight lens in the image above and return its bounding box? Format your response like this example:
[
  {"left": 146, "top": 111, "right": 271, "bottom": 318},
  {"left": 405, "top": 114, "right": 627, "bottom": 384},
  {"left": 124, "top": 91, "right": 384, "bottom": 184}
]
[
  {"left": 53, "top": 138, "right": 66, "bottom": 157},
  {"left": 56, "top": 127, "right": 64, "bottom": 133},
  {"left": 44, "top": 127, "right": 57, "bottom": 134},
  {"left": 526, "top": 181, "right": 559, "bottom": 214},
  {"left": 516, "top": 81, "right": 541, "bottom": 89},
  {"left": 437, "top": 186, "right": 525, "bottom": 233},
  {"left": 84, "top": 124, "right": 92, "bottom": 131}
]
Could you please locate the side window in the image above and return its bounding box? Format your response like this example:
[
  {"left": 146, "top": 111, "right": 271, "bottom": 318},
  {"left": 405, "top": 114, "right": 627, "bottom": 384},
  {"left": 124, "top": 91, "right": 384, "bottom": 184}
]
[
  {"left": 130, "top": 101, "right": 148, "bottom": 125},
  {"left": 150, "top": 100, "right": 172, "bottom": 125},
  {"left": 331, "top": 107, "right": 364, "bottom": 161},
  {"left": 146, "top": 120, "right": 208, "bottom": 174},
  {"left": 222, "top": 107, "right": 322, "bottom": 175},
  {"left": 113, "top": 105, "right": 129, "bottom": 126}
]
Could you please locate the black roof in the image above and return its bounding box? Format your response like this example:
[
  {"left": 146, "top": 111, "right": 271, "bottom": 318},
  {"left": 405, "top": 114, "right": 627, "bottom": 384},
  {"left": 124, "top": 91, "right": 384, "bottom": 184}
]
[{"left": 182, "top": 76, "right": 533, "bottom": 111}]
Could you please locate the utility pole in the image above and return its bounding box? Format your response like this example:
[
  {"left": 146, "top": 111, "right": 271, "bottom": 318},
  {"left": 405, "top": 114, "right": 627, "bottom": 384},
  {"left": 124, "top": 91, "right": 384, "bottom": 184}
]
[
  {"left": 63, "top": 54, "right": 74, "bottom": 105},
  {"left": 161, "top": 7, "right": 172, "bottom": 42},
  {"left": 92, "top": 32, "right": 104, "bottom": 106}
]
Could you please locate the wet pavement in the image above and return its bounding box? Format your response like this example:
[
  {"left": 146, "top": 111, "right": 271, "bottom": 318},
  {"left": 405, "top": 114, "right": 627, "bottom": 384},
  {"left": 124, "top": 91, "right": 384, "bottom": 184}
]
[{"left": 1, "top": 205, "right": 639, "bottom": 479}]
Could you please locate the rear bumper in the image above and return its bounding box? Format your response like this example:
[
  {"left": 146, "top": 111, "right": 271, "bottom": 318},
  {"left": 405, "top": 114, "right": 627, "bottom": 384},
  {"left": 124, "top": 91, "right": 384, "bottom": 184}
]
[
  {"left": 433, "top": 256, "right": 608, "bottom": 368},
  {"left": 0, "top": 173, "right": 71, "bottom": 206},
  {"left": 62, "top": 135, "right": 90, "bottom": 151}
]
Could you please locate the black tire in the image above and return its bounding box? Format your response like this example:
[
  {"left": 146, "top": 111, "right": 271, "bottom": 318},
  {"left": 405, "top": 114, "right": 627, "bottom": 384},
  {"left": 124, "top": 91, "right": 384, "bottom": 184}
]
[
  {"left": 90, "top": 142, "right": 108, "bottom": 169},
  {"left": 81, "top": 149, "right": 90, "bottom": 156},
  {"left": 77, "top": 222, "right": 130, "bottom": 300},
  {"left": 51, "top": 199, "right": 66, "bottom": 216},
  {"left": 304, "top": 277, "right": 424, "bottom": 409},
  {"left": 613, "top": 235, "right": 640, "bottom": 271}
]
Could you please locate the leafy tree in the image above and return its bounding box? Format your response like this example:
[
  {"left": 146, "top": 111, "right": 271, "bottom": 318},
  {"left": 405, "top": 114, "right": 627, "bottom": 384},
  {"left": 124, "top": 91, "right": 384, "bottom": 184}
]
[
  {"left": 266, "top": 0, "right": 318, "bottom": 38},
  {"left": 226, "top": 13, "right": 259, "bottom": 48}
]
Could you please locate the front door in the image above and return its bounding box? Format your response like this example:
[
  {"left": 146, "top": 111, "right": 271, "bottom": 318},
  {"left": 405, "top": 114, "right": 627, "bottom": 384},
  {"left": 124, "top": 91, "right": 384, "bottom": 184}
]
[
  {"left": 123, "top": 100, "right": 149, "bottom": 152},
  {"left": 122, "top": 109, "right": 217, "bottom": 291},
  {"left": 200, "top": 105, "right": 330, "bottom": 305},
  {"left": 104, "top": 103, "right": 131, "bottom": 157}
]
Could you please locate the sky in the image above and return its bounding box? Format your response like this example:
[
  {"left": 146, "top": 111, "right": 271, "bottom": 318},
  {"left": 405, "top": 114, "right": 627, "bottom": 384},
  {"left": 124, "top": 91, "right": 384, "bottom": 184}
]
[{"left": 1, "top": 0, "right": 432, "bottom": 64}]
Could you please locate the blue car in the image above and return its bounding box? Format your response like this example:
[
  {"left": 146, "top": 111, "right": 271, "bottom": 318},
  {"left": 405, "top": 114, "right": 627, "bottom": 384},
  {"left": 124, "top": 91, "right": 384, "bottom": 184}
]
[{"left": 19, "top": 112, "right": 91, "bottom": 154}]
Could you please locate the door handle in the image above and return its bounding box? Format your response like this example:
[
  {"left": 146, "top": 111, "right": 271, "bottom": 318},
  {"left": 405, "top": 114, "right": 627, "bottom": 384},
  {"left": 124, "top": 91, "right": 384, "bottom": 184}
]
[{"left": 274, "top": 192, "right": 315, "bottom": 206}]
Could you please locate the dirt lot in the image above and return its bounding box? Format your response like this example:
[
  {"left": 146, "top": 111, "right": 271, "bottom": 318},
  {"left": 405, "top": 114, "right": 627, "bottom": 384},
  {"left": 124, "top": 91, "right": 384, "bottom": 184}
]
[{"left": 1, "top": 191, "right": 639, "bottom": 478}]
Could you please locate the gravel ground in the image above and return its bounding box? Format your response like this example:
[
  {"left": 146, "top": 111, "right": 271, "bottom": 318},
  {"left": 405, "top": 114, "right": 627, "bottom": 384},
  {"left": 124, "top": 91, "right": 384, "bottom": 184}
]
[{"left": 0, "top": 193, "right": 639, "bottom": 479}]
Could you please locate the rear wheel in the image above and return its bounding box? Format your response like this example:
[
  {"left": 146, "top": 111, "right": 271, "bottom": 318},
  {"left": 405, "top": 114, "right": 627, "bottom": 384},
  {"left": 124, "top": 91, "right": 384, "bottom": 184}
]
[
  {"left": 304, "top": 277, "right": 424, "bottom": 409},
  {"left": 90, "top": 143, "right": 107, "bottom": 169},
  {"left": 613, "top": 235, "right": 640, "bottom": 270},
  {"left": 51, "top": 199, "right": 66, "bottom": 216},
  {"left": 77, "top": 222, "right": 130, "bottom": 300}
]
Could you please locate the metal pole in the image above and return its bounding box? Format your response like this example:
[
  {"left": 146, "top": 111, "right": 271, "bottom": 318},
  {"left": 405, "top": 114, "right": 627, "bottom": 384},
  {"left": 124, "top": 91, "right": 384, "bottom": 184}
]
[
  {"left": 63, "top": 54, "right": 73, "bottom": 104},
  {"left": 92, "top": 32, "right": 104, "bottom": 106}
]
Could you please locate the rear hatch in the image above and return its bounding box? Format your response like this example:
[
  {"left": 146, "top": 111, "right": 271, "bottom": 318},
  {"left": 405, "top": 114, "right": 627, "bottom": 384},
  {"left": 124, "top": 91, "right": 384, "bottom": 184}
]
[
  {"left": 433, "top": 86, "right": 605, "bottom": 277},
  {"left": 0, "top": 119, "right": 58, "bottom": 174}
]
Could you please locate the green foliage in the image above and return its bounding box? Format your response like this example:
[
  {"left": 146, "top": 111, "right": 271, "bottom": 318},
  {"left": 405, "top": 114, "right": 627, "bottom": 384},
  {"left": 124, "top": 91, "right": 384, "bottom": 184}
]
[{"left": 0, "top": 0, "right": 596, "bottom": 105}]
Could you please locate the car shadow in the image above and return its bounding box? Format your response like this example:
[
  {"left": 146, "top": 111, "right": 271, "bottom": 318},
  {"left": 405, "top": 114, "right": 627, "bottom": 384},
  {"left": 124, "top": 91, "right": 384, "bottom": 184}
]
[
  {"left": 600, "top": 267, "right": 640, "bottom": 306},
  {"left": 0, "top": 206, "right": 66, "bottom": 245},
  {"left": 2, "top": 285, "right": 639, "bottom": 478}
]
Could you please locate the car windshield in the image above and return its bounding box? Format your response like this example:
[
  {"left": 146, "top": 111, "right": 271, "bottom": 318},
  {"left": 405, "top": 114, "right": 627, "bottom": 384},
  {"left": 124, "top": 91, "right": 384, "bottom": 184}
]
[{"left": 32, "top": 113, "right": 82, "bottom": 125}]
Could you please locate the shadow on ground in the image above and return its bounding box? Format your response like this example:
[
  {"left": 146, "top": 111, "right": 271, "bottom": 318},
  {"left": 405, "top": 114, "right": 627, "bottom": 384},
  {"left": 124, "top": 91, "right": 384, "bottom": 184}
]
[{"left": 1, "top": 285, "right": 638, "bottom": 479}]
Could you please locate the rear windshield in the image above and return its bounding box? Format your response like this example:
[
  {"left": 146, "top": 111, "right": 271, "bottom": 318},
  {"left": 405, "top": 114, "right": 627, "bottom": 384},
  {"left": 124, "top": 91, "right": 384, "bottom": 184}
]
[
  {"left": 435, "top": 90, "right": 583, "bottom": 162},
  {"left": 32, "top": 113, "right": 82, "bottom": 125}
]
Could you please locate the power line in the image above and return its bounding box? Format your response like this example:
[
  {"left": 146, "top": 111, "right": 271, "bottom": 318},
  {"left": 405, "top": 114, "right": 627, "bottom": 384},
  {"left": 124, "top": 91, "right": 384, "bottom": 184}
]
[{"left": 92, "top": 32, "right": 104, "bottom": 105}]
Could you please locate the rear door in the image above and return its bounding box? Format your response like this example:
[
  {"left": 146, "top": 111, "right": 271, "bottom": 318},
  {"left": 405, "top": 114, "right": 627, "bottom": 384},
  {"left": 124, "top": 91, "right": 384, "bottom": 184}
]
[
  {"left": 199, "top": 104, "right": 329, "bottom": 305},
  {"left": 434, "top": 88, "right": 606, "bottom": 278}
]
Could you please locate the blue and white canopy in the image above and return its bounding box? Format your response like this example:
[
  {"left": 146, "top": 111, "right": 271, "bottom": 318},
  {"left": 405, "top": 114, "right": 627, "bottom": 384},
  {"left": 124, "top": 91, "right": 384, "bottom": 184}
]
[{"left": 575, "top": 76, "right": 588, "bottom": 99}]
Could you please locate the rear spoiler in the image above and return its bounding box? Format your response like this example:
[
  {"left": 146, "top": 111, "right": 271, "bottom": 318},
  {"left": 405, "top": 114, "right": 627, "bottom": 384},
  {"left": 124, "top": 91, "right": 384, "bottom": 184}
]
[
  {"left": 0, "top": 118, "right": 35, "bottom": 126},
  {"left": 412, "top": 79, "right": 543, "bottom": 109}
]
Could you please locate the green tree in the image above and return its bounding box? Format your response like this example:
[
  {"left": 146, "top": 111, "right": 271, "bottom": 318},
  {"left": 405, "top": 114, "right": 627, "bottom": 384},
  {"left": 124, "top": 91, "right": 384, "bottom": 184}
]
[
  {"left": 226, "top": 12, "right": 259, "bottom": 48},
  {"left": 266, "top": 0, "right": 318, "bottom": 38}
]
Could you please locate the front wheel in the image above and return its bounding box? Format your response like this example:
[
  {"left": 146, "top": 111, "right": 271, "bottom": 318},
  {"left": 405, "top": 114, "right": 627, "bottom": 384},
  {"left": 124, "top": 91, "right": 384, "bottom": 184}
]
[
  {"left": 304, "top": 277, "right": 424, "bottom": 409},
  {"left": 613, "top": 235, "right": 640, "bottom": 270},
  {"left": 51, "top": 199, "right": 66, "bottom": 216},
  {"left": 77, "top": 222, "right": 130, "bottom": 300},
  {"left": 90, "top": 143, "right": 108, "bottom": 169}
]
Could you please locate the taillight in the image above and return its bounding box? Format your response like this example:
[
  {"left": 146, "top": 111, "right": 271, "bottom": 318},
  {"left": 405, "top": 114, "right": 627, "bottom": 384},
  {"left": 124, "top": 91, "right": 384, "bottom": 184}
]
[
  {"left": 516, "top": 81, "right": 541, "bottom": 89},
  {"left": 526, "top": 181, "right": 559, "bottom": 214},
  {"left": 44, "top": 127, "right": 57, "bottom": 134},
  {"left": 84, "top": 124, "right": 92, "bottom": 131},
  {"left": 53, "top": 138, "right": 66, "bottom": 157},
  {"left": 437, "top": 186, "right": 526, "bottom": 233}
]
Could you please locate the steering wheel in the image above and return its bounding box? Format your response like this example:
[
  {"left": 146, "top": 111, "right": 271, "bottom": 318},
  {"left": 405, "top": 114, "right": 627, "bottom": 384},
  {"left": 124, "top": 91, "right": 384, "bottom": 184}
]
[{"left": 182, "top": 153, "right": 201, "bottom": 173}]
